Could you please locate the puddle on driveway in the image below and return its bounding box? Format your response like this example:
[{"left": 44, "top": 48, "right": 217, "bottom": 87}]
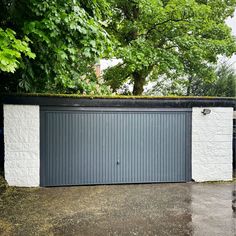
[
  {"left": 191, "top": 184, "right": 236, "bottom": 236},
  {"left": 0, "top": 182, "right": 235, "bottom": 235}
]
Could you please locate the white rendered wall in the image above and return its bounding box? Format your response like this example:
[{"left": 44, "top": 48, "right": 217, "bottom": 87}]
[
  {"left": 192, "top": 107, "right": 233, "bottom": 182},
  {"left": 4, "top": 105, "right": 40, "bottom": 187}
]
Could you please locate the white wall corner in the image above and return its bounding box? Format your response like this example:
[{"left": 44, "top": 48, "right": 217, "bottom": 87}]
[
  {"left": 192, "top": 107, "right": 233, "bottom": 182},
  {"left": 4, "top": 105, "right": 40, "bottom": 187}
]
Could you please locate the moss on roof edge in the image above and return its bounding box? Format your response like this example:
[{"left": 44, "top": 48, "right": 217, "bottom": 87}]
[{"left": 1, "top": 93, "right": 236, "bottom": 100}]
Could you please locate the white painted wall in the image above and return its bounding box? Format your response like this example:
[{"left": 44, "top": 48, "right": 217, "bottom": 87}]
[
  {"left": 4, "top": 105, "right": 40, "bottom": 187},
  {"left": 192, "top": 107, "right": 233, "bottom": 182}
]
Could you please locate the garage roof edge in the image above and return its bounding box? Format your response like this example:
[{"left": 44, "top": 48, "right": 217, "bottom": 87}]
[{"left": 1, "top": 94, "right": 236, "bottom": 109}]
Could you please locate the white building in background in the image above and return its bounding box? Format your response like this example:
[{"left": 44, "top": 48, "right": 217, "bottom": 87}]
[
  {"left": 100, "top": 58, "right": 123, "bottom": 72},
  {"left": 95, "top": 58, "right": 122, "bottom": 77}
]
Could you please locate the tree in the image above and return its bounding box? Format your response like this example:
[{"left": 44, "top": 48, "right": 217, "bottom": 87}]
[
  {"left": 213, "top": 63, "right": 236, "bottom": 97},
  {"left": 104, "top": 0, "right": 236, "bottom": 95},
  {"left": 0, "top": 0, "right": 113, "bottom": 94},
  {"left": 147, "top": 62, "right": 236, "bottom": 97},
  {"left": 0, "top": 28, "right": 35, "bottom": 73},
  {"left": 191, "top": 62, "right": 236, "bottom": 97}
]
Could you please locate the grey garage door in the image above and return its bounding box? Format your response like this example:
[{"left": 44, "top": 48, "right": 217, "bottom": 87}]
[{"left": 40, "top": 107, "right": 192, "bottom": 186}]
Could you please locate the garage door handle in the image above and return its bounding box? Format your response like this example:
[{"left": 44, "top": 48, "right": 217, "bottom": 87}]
[{"left": 117, "top": 160, "right": 120, "bottom": 165}]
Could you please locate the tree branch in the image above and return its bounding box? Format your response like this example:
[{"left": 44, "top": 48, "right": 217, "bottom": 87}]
[{"left": 139, "top": 17, "right": 191, "bottom": 39}]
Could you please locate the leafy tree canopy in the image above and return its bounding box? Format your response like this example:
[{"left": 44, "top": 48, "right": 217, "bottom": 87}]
[
  {"left": 0, "top": 28, "right": 35, "bottom": 73},
  {"left": 0, "top": 0, "right": 113, "bottom": 94},
  {"left": 104, "top": 0, "right": 236, "bottom": 95},
  {"left": 188, "top": 62, "right": 236, "bottom": 97},
  {"left": 147, "top": 61, "right": 236, "bottom": 97}
]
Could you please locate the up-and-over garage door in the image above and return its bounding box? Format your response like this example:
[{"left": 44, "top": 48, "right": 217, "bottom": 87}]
[{"left": 40, "top": 107, "right": 192, "bottom": 186}]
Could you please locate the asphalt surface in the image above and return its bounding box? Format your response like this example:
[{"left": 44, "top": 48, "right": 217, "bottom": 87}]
[{"left": 0, "top": 182, "right": 236, "bottom": 235}]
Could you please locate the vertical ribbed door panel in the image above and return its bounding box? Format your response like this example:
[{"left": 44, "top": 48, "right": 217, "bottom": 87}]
[{"left": 40, "top": 108, "right": 191, "bottom": 186}]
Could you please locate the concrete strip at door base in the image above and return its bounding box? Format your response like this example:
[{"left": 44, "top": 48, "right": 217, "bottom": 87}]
[
  {"left": 192, "top": 107, "right": 233, "bottom": 182},
  {"left": 4, "top": 105, "right": 40, "bottom": 187}
]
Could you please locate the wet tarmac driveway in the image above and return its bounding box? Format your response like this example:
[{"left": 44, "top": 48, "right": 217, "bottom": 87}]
[{"left": 0, "top": 182, "right": 236, "bottom": 235}]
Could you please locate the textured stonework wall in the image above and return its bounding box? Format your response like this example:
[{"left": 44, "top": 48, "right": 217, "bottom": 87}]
[
  {"left": 192, "top": 107, "right": 233, "bottom": 181},
  {"left": 4, "top": 105, "right": 40, "bottom": 187}
]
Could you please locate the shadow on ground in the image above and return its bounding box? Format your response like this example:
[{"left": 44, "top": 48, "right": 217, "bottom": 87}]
[{"left": 0, "top": 175, "right": 236, "bottom": 235}]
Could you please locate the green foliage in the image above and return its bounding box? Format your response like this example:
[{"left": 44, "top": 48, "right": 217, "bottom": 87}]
[
  {"left": 103, "top": 62, "right": 133, "bottom": 91},
  {"left": 104, "top": 0, "right": 236, "bottom": 95},
  {"left": 1, "top": 0, "right": 235, "bottom": 96},
  {"left": 213, "top": 64, "right": 236, "bottom": 97},
  {"left": 191, "top": 62, "right": 236, "bottom": 97},
  {"left": 147, "top": 62, "right": 236, "bottom": 97},
  {"left": 0, "top": 28, "right": 35, "bottom": 73},
  {"left": 0, "top": 0, "right": 113, "bottom": 94}
]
